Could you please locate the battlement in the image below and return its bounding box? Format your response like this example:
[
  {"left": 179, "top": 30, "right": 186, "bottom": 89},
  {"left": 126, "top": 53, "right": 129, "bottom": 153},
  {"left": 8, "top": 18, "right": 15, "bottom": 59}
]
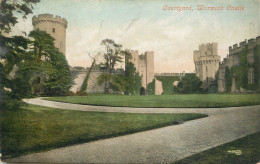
[
  {"left": 199, "top": 42, "right": 217, "bottom": 48},
  {"left": 197, "top": 42, "right": 218, "bottom": 56},
  {"left": 229, "top": 36, "right": 260, "bottom": 55},
  {"left": 145, "top": 51, "right": 154, "bottom": 55},
  {"left": 32, "top": 14, "right": 67, "bottom": 28},
  {"left": 130, "top": 50, "right": 138, "bottom": 54}
]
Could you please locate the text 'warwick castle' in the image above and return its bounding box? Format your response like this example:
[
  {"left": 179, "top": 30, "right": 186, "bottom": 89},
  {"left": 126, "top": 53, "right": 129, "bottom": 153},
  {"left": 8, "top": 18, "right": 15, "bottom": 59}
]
[{"left": 32, "top": 14, "right": 260, "bottom": 94}]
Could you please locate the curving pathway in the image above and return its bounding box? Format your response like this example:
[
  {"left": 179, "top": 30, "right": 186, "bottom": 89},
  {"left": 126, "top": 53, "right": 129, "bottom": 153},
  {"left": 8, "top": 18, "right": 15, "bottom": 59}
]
[{"left": 5, "top": 98, "right": 260, "bottom": 163}]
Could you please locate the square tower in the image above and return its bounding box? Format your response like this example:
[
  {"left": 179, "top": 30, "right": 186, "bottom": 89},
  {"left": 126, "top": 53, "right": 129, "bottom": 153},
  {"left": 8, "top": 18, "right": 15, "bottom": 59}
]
[
  {"left": 126, "top": 50, "right": 155, "bottom": 89},
  {"left": 194, "top": 43, "right": 221, "bottom": 83}
]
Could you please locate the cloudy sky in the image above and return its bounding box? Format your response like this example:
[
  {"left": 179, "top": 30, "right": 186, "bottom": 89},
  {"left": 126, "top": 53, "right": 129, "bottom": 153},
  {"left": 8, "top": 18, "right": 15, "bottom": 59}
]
[{"left": 11, "top": 0, "right": 260, "bottom": 73}]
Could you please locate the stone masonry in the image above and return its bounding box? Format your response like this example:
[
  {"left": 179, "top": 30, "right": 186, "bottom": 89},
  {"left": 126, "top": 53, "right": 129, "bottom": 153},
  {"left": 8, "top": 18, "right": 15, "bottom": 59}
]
[
  {"left": 126, "top": 50, "right": 155, "bottom": 91},
  {"left": 218, "top": 36, "right": 260, "bottom": 92},
  {"left": 32, "top": 14, "right": 68, "bottom": 56},
  {"left": 194, "top": 43, "right": 221, "bottom": 87}
]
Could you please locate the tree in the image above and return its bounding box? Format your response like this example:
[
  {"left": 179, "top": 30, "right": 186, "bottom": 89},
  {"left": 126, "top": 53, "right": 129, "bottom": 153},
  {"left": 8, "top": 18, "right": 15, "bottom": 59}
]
[
  {"left": 0, "top": 0, "right": 41, "bottom": 109},
  {"left": 110, "top": 74, "right": 127, "bottom": 93},
  {"left": 207, "top": 71, "right": 219, "bottom": 93},
  {"left": 100, "top": 39, "right": 123, "bottom": 72},
  {"left": 177, "top": 74, "right": 202, "bottom": 93},
  {"left": 124, "top": 62, "right": 142, "bottom": 95},
  {"left": 98, "top": 39, "right": 123, "bottom": 93},
  {"left": 0, "top": 0, "right": 40, "bottom": 33},
  {"left": 14, "top": 30, "right": 72, "bottom": 96}
]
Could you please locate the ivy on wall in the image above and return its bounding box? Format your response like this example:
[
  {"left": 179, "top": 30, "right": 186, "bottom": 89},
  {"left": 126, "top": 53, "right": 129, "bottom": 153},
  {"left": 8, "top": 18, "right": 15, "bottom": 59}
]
[
  {"left": 81, "top": 60, "right": 95, "bottom": 92},
  {"left": 224, "top": 66, "right": 232, "bottom": 92},
  {"left": 253, "top": 45, "right": 260, "bottom": 91},
  {"left": 224, "top": 45, "right": 260, "bottom": 92},
  {"left": 147, "top": 79, "right": 155, "bottom": 95},
  {"left": 155, "top": 76, "right": 180, "bottom": 95}
]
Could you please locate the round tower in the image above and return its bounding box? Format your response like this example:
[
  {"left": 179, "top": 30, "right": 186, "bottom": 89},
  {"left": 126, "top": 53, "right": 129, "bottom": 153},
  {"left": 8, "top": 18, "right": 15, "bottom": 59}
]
[{"left": 32, "top": 14, "right": 68, "bottom": 56}]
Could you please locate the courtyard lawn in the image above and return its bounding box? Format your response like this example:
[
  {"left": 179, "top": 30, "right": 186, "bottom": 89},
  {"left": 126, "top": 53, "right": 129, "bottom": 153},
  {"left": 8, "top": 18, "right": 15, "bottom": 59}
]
[
  {"left": 45, "top": 94, "right": 260, "bottom": 108},
  {"left": 174, "top": 131, "right": 260, "bottom": 164},
  {"left": 1, "top": 104, "right": 207, "bottom": 159}
]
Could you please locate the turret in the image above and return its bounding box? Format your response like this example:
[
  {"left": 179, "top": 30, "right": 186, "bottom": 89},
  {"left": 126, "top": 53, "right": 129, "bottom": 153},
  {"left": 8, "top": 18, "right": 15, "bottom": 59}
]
[{"left": 32, "top": 14, "right": 68, "bottom": 56}]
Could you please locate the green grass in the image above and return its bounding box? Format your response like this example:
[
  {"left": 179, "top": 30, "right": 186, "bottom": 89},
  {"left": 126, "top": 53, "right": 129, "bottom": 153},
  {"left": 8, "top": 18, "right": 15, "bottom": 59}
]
[
  {"left": 45, "top": 94, "right": 260, "bottom": 108},
  {"left": 174, "top": 132, "right": 260, "bottom": 164},
  {"left": 1, "top": 104, "right": 207, "bottom": 159}
]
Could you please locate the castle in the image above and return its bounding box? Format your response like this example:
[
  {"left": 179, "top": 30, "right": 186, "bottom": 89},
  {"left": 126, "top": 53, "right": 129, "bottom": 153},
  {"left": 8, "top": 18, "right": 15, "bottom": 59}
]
[
  {"left": 30, "top": 14, "right": 196, "bottom": 95},
  {"left": 126, "top": 50, "right": 155, "bottom": 92},
  {"left": 33, "top": 13, "right": 259, "bottom": 94},
  {"left": 194, "top": 43, "right": 221, "bottom": 87},
  {"left": 218, "top": 36, "right": 260, "bottom": 92},
  {"left": 32, "top": 14, "right": 67, "bottom": 56}
]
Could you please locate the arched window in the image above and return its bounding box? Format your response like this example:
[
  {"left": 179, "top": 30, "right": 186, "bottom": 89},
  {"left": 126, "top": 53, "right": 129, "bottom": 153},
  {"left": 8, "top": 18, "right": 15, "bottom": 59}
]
[{"left": 248, "top": 68, "right": 254, "bottom": 84}]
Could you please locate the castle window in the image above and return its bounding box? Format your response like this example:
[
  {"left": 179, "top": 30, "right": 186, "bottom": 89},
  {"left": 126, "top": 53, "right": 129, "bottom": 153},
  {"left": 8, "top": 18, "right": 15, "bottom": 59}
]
[
  {"left": 248, "top": 68, "right": 254, "bottom": 84},
  {"left": 52, "top": 28, "right": 55, "bottom": 33}
]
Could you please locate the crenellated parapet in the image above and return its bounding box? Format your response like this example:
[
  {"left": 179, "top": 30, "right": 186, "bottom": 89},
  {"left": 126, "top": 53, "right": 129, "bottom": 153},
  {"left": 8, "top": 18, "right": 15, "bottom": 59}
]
[
  {"left": 218, "top": 36, "right": 260, "bottom": 93},
  {"left": 32, "top": 14, "right": 68, "bottom": 28},
  {"left": 32, "top": 14, "right": 68, "bottom": 56},
  {"left": 229, "top": 36, "right": 260, "bottom": 55}
]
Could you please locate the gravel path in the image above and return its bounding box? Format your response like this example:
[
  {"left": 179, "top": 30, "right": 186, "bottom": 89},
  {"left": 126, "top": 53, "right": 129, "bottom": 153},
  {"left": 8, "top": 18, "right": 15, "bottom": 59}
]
[
  {"left": 22, "top": 97, "right": 235, "bottom": 114},
  {"left": 5, "top": 98, "right": 260, "bottom": 163}
]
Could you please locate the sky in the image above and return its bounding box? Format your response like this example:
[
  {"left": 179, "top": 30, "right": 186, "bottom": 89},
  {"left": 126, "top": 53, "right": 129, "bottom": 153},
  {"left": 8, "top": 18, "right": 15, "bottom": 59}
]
[{"left": 11, "top": 0, "right": 260, "bottom": 73}]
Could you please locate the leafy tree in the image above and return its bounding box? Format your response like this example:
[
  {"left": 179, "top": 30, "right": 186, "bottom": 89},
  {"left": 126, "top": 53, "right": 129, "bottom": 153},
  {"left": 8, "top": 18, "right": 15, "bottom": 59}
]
[
  {"left": 110, "top": 74, "right": 126, "bottom": 93},
  {"left": 177, "top": 74, "right": 202, "bottom": 93},
  {"left": 0, "top": 0, "right": 40, "bottom": 33},
  {"left": 15, "top": 30, "right": 72, "bottom": 96},
  {"left": 207, "top": 71, "right": 219, "bottom": 93},
  {"left": 124, "top": 62, "right": 142, "bottom": 95},
  {"left": 99, "top": 39, "right": 123, "bottom": 93},
  {"left": 0, "top": 0, "right": 40, "bottom": 109},
  {"left": 97, "top": 72, "right": 126, "bottom": 94},
  {"left": 100, "top": 39, "right": 123, "bottom": 72}
]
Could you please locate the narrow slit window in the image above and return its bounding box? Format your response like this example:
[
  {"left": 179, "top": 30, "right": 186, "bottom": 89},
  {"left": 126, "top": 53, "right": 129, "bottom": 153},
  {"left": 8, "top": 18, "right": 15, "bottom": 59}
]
[{"left": 53, "top": 28, "right": 55, "bottom": 33}]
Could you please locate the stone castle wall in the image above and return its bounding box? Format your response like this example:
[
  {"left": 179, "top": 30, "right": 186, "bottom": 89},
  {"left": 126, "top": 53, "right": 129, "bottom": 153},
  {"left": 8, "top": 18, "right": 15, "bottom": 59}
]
[
  {"left": 194, "top": 43, "right": 221, "bottom": 84},
  {"left": 218, "top": 36, "right": 260, "bottom": 93},
  {"left": 86, "top": 71, "right": 106, "bottom": 94},
  {"left": 32, "top": 14, "right": 67, "bottom": 55},
  {"left": 70, "top": 67, "right": 123, "bottom": 94}
]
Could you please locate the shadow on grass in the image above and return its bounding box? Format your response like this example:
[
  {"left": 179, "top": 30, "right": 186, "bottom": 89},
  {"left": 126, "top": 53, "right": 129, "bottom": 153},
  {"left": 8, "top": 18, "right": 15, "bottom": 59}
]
[{"left": 174, "top": 132, "right": 260, "bottom": 164}]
